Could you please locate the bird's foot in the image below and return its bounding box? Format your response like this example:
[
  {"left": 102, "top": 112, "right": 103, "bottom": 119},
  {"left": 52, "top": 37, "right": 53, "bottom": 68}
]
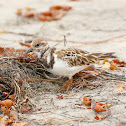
[{"left": 63, "top": 77, "right": 73, "bottom": 91}]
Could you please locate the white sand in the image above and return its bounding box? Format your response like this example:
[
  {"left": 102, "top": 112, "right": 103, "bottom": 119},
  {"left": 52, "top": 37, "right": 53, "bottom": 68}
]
[{"left": 0, "top": 0, "right": 126, "bottom": 125}]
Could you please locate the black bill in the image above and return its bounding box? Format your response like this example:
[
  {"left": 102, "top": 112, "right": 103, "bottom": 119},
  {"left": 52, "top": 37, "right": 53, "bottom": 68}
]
[{"left": 23, "top": 48, "right": 33, "bottom": 55}]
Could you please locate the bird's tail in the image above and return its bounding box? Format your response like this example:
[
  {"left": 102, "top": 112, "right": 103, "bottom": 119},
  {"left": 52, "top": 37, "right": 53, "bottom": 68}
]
[{"left": 92, "top": 52, "right": 117, "bottom": 60}]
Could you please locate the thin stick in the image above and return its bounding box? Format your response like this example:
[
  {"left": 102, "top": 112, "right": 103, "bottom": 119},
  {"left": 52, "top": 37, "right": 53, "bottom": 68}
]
[
  {"left": 26, "top": 78, "right": 64, "bottom": 83},
  {"left": 45, "top": 33, "right": 126, "bottom": 46},
  {"left": 3, "top": 31, "right": 34, "bottom": 36},
  {"left": 3, "top": 88, "right": 13, "bottom": 100},
  {"left": 64, "top": 35, "right": 67, "bottom": 46}
]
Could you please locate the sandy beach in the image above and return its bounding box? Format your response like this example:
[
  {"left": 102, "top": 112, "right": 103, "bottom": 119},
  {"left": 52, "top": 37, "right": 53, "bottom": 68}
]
[{"left": 0, "top": 0, "right": 126, "bottom": 125}]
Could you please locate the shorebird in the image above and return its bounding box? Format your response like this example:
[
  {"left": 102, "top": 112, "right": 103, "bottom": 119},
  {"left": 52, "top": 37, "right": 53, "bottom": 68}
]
[{"left": 24, "top": 38, "right": 116, "bottom": 91}]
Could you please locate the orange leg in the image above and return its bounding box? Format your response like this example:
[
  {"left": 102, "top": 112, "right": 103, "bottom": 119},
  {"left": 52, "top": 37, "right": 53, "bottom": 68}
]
[{"left": 63, "top": 77, "right": 73, "bottom": 91}]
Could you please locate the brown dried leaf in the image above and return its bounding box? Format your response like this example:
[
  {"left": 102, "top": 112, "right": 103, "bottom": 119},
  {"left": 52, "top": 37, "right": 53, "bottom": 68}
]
[
  {"left": 0, "top": 99, "right": 13, "bottom": 108},
  {"left": 0, "top": 116, "right": 8, "bottom": 126},
  {"left": 38, "top": 15, "right": 52, "bottom": 21},
  {"left": 56, "top": 95, "right": 63, "bottom": 99},
  {"left": 50, "top": 5, "right": 72, "bottom": 11},
  {"left": 16, "top": 9, "right": 22, "bottom": 16},
  {"left": 117, "top": 84, "right": 125, "bottom": 89},
  {"left": 94, "top": 115, "right": 99, "bottom": 120},
  {"left": 19, "top": 42, "right": 31, "bottom": 48},
  {"left": 24, "top": 13, "right": 34, "bottom": 17},
  {"left": 109, "top": 63, "right": 117, "bottom": 70},
  {"left": 93, "top": 103, "right": 107, "bottom": 112},
  {"left": 82, "top": 97, "right": 91, "bottom": 106},
  {"left": 113, "top": 59, "right": 126, "bottom": 65}
]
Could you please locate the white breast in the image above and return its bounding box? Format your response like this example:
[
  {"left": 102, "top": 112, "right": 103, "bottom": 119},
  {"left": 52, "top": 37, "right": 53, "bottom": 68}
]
[
  {"left": 34, "top": 52, "right": 42, "bottom": 58},
  {"left": 48, "top": 54, "right": 87, "bottom": 78}
]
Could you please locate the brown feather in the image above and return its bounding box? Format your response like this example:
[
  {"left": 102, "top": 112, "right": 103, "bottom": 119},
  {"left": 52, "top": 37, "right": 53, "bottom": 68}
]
[{"left": 56, "top": 48, "right": 116, "bottom": 66}]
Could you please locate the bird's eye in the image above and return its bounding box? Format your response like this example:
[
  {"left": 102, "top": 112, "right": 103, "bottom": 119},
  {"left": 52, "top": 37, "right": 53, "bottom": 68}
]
[{"left": 35, "top": 43, "right": 40, "bottom": 47}]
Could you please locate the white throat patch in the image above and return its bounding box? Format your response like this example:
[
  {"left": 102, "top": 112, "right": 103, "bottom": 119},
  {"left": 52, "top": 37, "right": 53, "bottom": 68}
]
[{"left": 35, "top": 52, "right": 41, "bottom": 58}]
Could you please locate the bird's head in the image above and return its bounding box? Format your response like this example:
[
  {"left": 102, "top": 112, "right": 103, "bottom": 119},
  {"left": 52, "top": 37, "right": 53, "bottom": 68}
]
[{"left": 24, "top": 39, "right": 49, "bottom": 56}]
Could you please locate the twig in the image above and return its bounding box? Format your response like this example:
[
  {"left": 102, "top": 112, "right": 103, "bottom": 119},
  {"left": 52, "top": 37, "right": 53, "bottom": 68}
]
[
  {"left": 72, "top": 33, "right": 126, "bottom": 47},
  {"left": 3, "top": 31, "right": 34, "bottom": 36},
  {"left": 92, "top": 29, "right": 126, "bottom": 32},
  {"left": 64, "top": 35, "right": 67, "bottom": 46},
  {"left": 11, "top": 78, "right": 21, "bottom": 100},
  {"left": 41, "top": 33, "right": 126, "bottom": 46},
  {"left": 3, "top": 88, "right": 13, "bottom": 100},
  {"left": 26, "top": 78, "right": 64, "bottom": 83},
  {"left": 64, "top": 116, "right": 88, "bottom": 124}
]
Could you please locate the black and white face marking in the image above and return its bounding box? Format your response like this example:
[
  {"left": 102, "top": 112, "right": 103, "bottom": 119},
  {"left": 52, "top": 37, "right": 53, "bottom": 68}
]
[
  {"left": 24, "top": 39, "right": 49, "bottom": 56},
  {"left": 32, "top": 40, "right": 48, "bottom": 50}
]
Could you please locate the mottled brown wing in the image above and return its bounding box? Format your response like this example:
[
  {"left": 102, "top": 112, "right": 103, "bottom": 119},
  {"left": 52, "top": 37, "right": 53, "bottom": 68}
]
[{"left": 56, "top": 48, "right": 99, "bottom": 66}]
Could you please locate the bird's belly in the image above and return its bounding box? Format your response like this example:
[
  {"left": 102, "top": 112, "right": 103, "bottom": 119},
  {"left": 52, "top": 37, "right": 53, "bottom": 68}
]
[{"left": 48, "top": 58, "right": 86, "bottom": 78}]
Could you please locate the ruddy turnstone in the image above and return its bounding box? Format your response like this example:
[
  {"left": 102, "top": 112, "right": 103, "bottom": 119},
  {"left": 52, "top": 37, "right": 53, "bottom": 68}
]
[{"left": 24, "top": 38, "right": 116, "bottom": 91}]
